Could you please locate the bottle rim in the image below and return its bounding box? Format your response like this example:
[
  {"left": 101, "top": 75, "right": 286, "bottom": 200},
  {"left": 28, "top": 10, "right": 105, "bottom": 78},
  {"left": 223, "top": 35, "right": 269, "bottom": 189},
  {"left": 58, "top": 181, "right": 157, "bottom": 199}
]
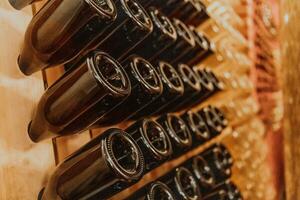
[
  {"left": 213, "top": 147, "right": 232, "bottom": 177},
  {"left": 141, "top": 119, "right": 173, "bottom": 160},
  {"left": 193, "top": 68, "right": 215, "bottom": 91},
  {"left": 173, "top": 18, "right": 196, "bottom": 47},
  {"left": 86, "top": 0, "right": 117, "bottom": 20},
  {"left": 121, "top": 0, "right": 153, "bottom": 32},
  {"left": 150, "top": 9, "right": 177, "bottom": 41},
  {"left": 102, "top": 128, "right": 144, "bottom": 181},
  {"left": 147, "top": 181, "right": 176, "bottom": 200},
  {"left": 178, "top": 64, "right": 201, "bottom": 91},
  {"left": 159, "top": 61, "right": 184, "bottom": 95},
  {"left": 192, "top": 156, "right": 216, "bottom": 187},
  {"left": 204, "top": 69, "right": 225, "bottom": 91},
  {"left": 209, "top": 105, "right": 228, "bottom": 127},
  {"left": 185, "top": 111, "right": 210, "bottom": 140},
  {"left": 189, "top": 27, "right": 210, "bottom": 51},
  {"left": 202, "top": 107, "right": 223, "bottom": 132},
  {"left": 88, "top": 51, "right": 131, "bottom": 97},
  {"left": 167, "top": 114, "right": 192, "bottom": 148},
  {"left": 131, "top": 56, "right": 163, "bottom": 94},
  {"left": 174, "top": 167, "right": 202, "bottom": 200}
]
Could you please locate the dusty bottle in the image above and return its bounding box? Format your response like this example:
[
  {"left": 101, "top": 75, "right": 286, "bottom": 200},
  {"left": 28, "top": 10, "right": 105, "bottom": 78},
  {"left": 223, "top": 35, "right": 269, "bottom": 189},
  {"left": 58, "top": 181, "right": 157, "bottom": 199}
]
[
  {"left": 39, "top": 128, "right": 145, "bottom": 200},
  {"left": 181, "top": 111, "right": 210, "bottom": 147},
  {"left": 135, "top": 61, "right": 184, "bottom": 117},
  {"left": 98, "top": 56, "right": 163, "bottom": 125},
  {"left": 96, "top": 0, "right": 153, "bottom": 60},
  {"left": 157, "top": 114, "right": 192, "bottom": 158},
  {"left": 125, "top": 119, "right": 173, "bottom": 172},
  {"left": 201, "top": 145, "right": 232, "bottom": 183},
  {"left": 123, "top": 8, "right": 177, "bottom": 62},
  {"left": 161, "top": 167, "right": 202, "bottom": 200},
  {"left": 170, "top": 64, "right": 201, "bottom": 112},
  {"left": 125, "top": 181, "right": 176, "bottom": 200},
  {"left": 183, "top": 155, "right": 216, "bottom": 195},
  {"left": 28, "top": 51, "right": 131, "bottom": 142},
  {"left": 176, "top": 27, "right": 212, "bottom": 65},
  {"left": 18, "top": 0, "right": 117, "bottom": 75},
  {"left": 156, "top": 19, "right": 196, "bottom": 64}
]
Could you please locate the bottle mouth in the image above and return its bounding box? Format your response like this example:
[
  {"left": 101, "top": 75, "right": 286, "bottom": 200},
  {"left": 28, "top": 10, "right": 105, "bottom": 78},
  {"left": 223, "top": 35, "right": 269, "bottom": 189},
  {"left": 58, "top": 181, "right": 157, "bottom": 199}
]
[
  {"left": 148, "top": 181, "right": 175, "bottom": 200},
  {"left": 142, "top": 119, "right": 172, "bottom": 159},
  {"left": 159, "top": 61, "right": 184, "bottom": 94},
  {"left": 178, "top": 64, "right": 200, "bottom": 91},
  {"left": 175, "top": 167, "right": 201, "bottom": 200},
  {"left": 103, "top": 129, "right": 144, "bottom": 180},
  {"left": 168, "top": 115, "right": 192, "bottom": 147},
  {"left": 192, "top": 156, "right": 215, "bottom": 186},
  {"left": 189, "top": 27, "right": 209, "bottom": 51},
  {"left": 151, "top": 9, "right": 177, "bottom": 41},
  {"left": 88, "top": 51, "right": 131, "bottom": 97},
  {"left": 173, "top": 19, "right": 196, "bottom": 47},
  {"left": 88, "top": 0, "right": 117, "bottom": 20},
  {"left": 186, "top": 111, "right": 210, "bottom": 140},
  {"left": 194, "top": 68, "right": 214, "bottom": 91},
  {"left": 132, "top": 57, "right": 162, "bottom": 94},
  {"left": 122, "top": 0, "right": 153, "bottom": 31}
]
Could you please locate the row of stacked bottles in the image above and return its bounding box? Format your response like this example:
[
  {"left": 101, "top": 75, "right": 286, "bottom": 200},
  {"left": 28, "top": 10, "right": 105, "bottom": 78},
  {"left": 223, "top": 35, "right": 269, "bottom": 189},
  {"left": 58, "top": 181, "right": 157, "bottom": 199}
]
[{"left": 8, "top": 0, "right": 277, "bottom": 199}]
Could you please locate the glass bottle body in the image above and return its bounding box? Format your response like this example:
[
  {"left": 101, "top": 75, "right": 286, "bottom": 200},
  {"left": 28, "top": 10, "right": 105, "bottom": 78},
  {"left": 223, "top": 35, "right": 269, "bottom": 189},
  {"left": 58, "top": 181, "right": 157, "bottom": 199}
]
[
  {"left": 19, "top": 0, "right": 117, "bottom": 75},
  {"left": 28, "top": 51, "right": 130, "bottom": 142},
  {"left": 40, "top": 129, "right": 144, "bottom": 200}
]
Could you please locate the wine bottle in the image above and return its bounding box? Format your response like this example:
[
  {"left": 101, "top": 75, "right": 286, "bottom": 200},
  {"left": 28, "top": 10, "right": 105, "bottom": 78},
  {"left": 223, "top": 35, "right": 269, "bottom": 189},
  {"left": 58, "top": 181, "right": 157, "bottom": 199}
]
[
  {"left": 98, "top": 56, "right": 163, "bottom": 126},
  {"left": 198, "top": 107, "right": 224, "bottom": 138},
  {"left": 125, "top": 119, "right": 173, "bottom": 172},
  {"left": 161, "top": 167, "right": 202, "bottom": 200},
  {"left": 96, "top": 0, "right": 153, "bottom": 60},
  {"left": 208, "top": 106, "right": 228, "bottom": 129},
  {"left": 28, "top": 51, "right": 131, "bottom": 142},
  {"left": 180, "top": 0, "right": 210, "bottom": 26},
  {"left": 125, "top": 181, "right": 176, "bottom": 200},
  {"left": 180, "top": 67, "right": 216, "bottom": 109},
  {"left": 183, "top": 155, "right": 216, "bottom": 195},
  {"left": 203, "top": 68, "right": 225, "bottom": 92},
  {"left": 201, "top": 145, "right": 232, "bottom": 183},
  {"left": 176, "top": 27, "right": 212, "bottom": 65},
  {"left": 170, "top": 64, "right": 201, "bottom": 112},
  {"left": 181, "top": 111, "right": 210, "bottom": 147},
  {"left": 157, "top": 114, "right": 192, "bottom": 157},
  {"left": 156, "top": 19, "right": 196, "bottom": 64},
  {"left": 135, "top": 61, "right": 184, "bottom": 117},
  {"left": 39, "top": 128, "right": 144, "bottom": 200},
  {"left": 122, "top": 8, "right": 177, "bottom": 62},
  {"left": 18, "top": 0, "right": 117, "bottom": 75},
  {"left": 212, "top": 181, "right": 243, "bottom": 200}
]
